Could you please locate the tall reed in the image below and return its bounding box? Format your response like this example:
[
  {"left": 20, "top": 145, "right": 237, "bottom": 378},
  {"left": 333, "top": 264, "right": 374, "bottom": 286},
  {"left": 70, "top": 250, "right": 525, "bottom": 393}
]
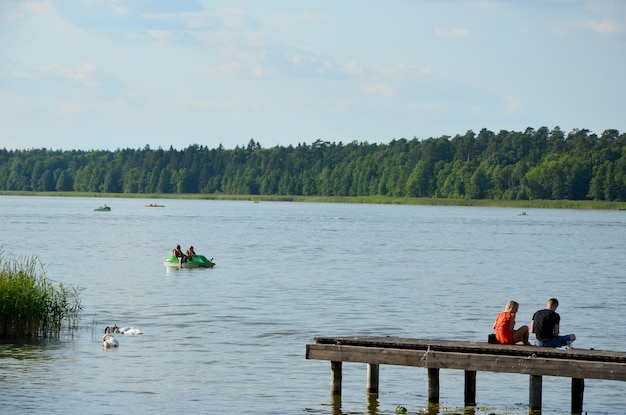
[{"left": 0, "top": 252, "right": 82, "bottom": 339}]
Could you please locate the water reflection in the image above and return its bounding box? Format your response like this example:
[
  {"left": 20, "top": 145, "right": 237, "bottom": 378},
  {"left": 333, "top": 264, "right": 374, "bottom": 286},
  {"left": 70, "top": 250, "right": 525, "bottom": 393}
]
[
  {"left": 366, "top": 393, "right": 379, "bottom": 415},
  {"left": 0, "top": 340, "right": 63, "bottom": 360},
  {"left": 330, "top": 395, "right": 342, "bottom": 415},
  {"left": 426, "top": 403, "right": 439, "bottom": 415},
  {"left": 328, "top": 394, "right": 379, "bottom": 415},
  {"left": 326, "top": 397, "right": 504, "bottom": 415},
  {"left": 463, "top": 405, "right": 476, "bottom": 415}
]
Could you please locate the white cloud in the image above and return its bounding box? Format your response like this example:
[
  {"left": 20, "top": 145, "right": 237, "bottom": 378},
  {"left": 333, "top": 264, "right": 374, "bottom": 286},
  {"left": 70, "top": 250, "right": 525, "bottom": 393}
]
[
  {"left": 147, "top": 30, "right": 173, "bottom": 41},
  {"left": 289, "top": 46, "right": 320, "bottom": 65},
  {"left": 218, "top": 62, "right": 244, "bottom": 74},
  {"left": 251, "top": 63, "right": 268, "bottom": 78},
  {"left": 361, "top": 83, "right": 396, "bottom": 98},
  {"left": 505, "top": 96, "right": 523, "bottom": 115},
  {"left": 216, "top": 8, "right": 250, "bottom": 29},
  {"left": 471, "top": 0, "right": 502, "bottom": 8},
  {"left": 315, "top": 61, "right": 333, "bottom": 74},
  {"left": 179, "top": 10, "right": 213, "bottom": 29},
  {"left": 7, "top": 62, "right": 30, "bottom": 78},
  {"left": 23, "top": 0, "right": 52, "bottom": 14},
  {"left": 435, "top": 28, "right": 470, "bottom": 37},
  {"left": 420, "top": 66, "right": 433, "bottom": 76},
  {"left": 111, "top": 5, "right": 131, "bottom": 16},
  {"left": 342, "top": 61, "right": 363, "bottom": 75},
  {"left": 55, "top": 20, "right": 86, "bottom": 36},
  {"left": 378, "top": 64, "right": 433, "bottom": 77},
  {"left": 268, "top": 10, "right": 328, "bottom": 27},
  {"left": 77, "top": 0, "right": 131, "bottom": 15},
  {"left": 39, "top": 62, "right": 98, "bottom": 86},
  {"left": 172, "top": 96, "right": 242, "bottom": 111},
  {"left": 55, "top": 99, "right": 85, "bottom": 116},
  {"left": 583, "top": 19, "right": 624, "bottom": 34},
  {"left": 289, "top": 54, "right": 304, "bottom": 65}
]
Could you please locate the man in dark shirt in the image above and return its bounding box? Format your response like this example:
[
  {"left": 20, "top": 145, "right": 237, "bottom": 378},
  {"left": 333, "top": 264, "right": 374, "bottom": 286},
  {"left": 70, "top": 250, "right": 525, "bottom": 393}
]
[{"left": 531, "top": 298, "right": 576, "bottom": 347}]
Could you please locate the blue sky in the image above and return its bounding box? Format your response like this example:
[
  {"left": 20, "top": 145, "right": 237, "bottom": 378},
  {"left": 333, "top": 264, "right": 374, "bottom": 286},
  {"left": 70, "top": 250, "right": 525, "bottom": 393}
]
[{"left": 1, "top": 0, "right": 624, "bottom": 151}]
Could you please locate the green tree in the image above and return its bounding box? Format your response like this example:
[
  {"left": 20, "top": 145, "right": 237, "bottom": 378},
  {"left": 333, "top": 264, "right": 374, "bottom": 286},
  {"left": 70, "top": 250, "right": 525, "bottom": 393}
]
[
  {"left": 55, "top": 170, "right": 73, "bottom": 191},
  {"left": 468, "top": 166, "right": 490, "bottom": 199},
  {"left": 406, "top": 160, "right": 433, "bottom": 197},
  {"left": 157, "top": 169, "right": 172, "bottom": 193}
]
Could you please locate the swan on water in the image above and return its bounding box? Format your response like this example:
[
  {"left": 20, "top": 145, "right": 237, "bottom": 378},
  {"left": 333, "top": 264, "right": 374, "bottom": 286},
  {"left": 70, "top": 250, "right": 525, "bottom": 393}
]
[
  {"left": 104, "top": 325, "right": 143, "bottom": 335},
  {"left": 102, "top": 334, "right": 119, "bottom": 348},
  {"left": 118, "top": 326, "right": 143, "bottom": 335}
]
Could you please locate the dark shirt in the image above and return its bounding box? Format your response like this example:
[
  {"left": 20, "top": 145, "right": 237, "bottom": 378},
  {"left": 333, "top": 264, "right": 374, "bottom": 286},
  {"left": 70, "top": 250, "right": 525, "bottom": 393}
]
[{"left": 532, "top": 309, "right": 560, "bottom": 340}]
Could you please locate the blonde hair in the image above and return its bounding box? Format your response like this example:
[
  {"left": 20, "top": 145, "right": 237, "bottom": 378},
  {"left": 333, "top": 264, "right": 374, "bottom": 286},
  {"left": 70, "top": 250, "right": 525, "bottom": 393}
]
[{"left": 504, "top": 300, "right": 519, "bottom": 313}]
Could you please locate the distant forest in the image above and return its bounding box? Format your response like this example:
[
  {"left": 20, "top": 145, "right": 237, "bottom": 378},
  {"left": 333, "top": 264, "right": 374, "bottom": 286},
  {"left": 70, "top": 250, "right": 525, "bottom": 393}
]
[{"left": 1, "top": 126, "right": 626, "bottom": 201}]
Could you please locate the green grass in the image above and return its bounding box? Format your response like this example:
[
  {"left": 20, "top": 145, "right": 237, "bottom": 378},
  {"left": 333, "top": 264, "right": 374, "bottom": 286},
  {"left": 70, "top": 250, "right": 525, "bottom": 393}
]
[{"left": 0, "top": 251, "right": 82, "bottom": 340}]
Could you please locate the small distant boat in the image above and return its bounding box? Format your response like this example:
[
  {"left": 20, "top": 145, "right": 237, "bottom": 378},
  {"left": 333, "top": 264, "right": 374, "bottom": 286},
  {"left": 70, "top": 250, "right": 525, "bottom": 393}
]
[
  {"left": 163, "top": 254, "right": 215, "bottom": 269},
  {"left": 94, "top": 205, "right": 111, "bottom": 212},
  {"left": 252, "top": 199, "right": 259, "bottom": 204},
  {"left": 517, "top": 210, "right": 527, "bottom": 216},
  {"left": 145, "top": 204, "right": 165, "bottom": 207}
]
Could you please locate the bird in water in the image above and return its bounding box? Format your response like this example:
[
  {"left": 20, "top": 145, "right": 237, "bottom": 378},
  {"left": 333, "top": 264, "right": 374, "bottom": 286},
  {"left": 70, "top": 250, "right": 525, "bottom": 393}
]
[
  {"left": 118, "top": 326, "right": 143, "bottom": 335},
  {"left": 104, "top": 325, "right": 143, "bottom": 335},
  {"left": 102, "top": 333, "right": 119, "bottom": 348}
]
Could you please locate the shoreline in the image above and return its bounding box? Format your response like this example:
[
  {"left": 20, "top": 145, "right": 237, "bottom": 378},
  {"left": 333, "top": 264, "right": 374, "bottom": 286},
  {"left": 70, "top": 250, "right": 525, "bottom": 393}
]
[{"left": 1, "top": 190, "right": 624, "bottom": 210}]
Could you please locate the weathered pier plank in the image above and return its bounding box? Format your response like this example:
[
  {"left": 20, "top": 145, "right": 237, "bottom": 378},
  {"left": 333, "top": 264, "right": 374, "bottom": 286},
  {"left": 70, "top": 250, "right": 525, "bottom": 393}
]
[{"left": 306, "top": 336, "right": 626, "bottom": 413}]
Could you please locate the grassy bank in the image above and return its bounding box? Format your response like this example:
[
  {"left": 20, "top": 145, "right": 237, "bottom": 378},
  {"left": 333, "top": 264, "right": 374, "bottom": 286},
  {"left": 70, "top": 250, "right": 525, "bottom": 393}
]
[
  {"left": 1, "top": 190, "right": 624, "bottom": 210},
  {"left": 0, "top": 252, "right": 82, "bottom": 340}
]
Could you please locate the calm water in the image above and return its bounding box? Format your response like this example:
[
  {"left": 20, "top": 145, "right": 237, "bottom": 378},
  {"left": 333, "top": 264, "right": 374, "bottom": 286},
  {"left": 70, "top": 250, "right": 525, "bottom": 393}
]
[{"left": 0, "top": 196, "right": 625, "bottom": 414}]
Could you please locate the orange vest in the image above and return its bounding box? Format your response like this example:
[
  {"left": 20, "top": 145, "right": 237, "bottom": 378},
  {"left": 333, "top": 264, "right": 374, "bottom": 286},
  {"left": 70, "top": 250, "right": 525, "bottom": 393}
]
[{"left": 493, "top": 311, "right": 515, "bottom": 344}]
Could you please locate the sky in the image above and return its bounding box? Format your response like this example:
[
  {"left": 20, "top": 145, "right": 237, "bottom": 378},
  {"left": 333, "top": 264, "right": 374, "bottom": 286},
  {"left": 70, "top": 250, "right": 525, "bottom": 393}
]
[{"left": 1, "top": 0, "right": 625, "bottom": 151}]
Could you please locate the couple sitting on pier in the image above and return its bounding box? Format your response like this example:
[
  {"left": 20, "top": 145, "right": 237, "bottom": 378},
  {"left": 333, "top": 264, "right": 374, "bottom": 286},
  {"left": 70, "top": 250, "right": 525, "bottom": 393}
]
[{"left": 493, "top": 298, "right": 576, "bottom": 347}]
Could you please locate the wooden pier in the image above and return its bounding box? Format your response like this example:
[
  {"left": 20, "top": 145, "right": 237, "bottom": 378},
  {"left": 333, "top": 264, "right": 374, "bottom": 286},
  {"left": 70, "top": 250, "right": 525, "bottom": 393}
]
[{"left": 306, "top": 336, "right": 626, "bottom": 414}]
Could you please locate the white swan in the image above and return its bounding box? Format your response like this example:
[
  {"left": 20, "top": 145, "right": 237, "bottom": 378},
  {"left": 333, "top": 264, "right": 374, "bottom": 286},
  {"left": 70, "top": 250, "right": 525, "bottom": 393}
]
[
  {"left": 102, "top": 333, "right": 119, "bottom": 348},
  {"left": 118, "top": 326, "right": 143, "bottom": 335}
]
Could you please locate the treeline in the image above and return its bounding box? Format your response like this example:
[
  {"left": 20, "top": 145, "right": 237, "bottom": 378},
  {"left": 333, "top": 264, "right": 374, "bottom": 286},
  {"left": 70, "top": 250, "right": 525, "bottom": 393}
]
[{"left": 1, "top": 126, "right": 626, "bottom": 201}]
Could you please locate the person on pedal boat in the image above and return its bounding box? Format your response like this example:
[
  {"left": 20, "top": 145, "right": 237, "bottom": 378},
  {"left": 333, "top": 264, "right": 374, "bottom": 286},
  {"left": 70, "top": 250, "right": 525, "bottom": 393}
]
[{"left": 173, "top": 244, "right": 187, "bottom": 265}]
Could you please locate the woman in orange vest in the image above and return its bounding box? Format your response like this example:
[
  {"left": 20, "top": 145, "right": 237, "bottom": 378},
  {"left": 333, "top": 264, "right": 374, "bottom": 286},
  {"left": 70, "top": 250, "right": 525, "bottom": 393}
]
[{"left": 493, "top": 300, "right": 531, "bottom": 345}]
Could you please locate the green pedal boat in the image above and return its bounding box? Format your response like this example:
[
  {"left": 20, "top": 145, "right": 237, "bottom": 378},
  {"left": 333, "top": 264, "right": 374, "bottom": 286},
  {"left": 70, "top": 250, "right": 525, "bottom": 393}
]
[{"left": 163, "top": 254, "right": 215, "bottom": 268}]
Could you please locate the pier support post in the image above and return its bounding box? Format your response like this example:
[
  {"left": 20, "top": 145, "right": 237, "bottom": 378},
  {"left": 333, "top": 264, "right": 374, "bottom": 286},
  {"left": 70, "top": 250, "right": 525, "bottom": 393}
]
[
  {"left": 529, "top": 375, "right": 542, "bottom": 412},
  {"left": 428, "top": 368, "right": 440, "bottom": 404},
  {"left": 571, "top": 378, "right": 584, "bottom": 414},
  {"left": 330, "top": 361, "right": 342, "bottom": 396},
  {"left": 464, "top": 370, "right": 476, "bottom": 406},
  {"left": 367, "top": 363, "right": 379, "bottom": 394}
]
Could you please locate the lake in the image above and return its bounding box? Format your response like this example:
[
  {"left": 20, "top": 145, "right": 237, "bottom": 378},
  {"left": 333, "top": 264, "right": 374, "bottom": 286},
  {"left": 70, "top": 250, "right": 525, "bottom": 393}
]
[{"left": 0, "top": 195, "right": 625, "bottom": 414}]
